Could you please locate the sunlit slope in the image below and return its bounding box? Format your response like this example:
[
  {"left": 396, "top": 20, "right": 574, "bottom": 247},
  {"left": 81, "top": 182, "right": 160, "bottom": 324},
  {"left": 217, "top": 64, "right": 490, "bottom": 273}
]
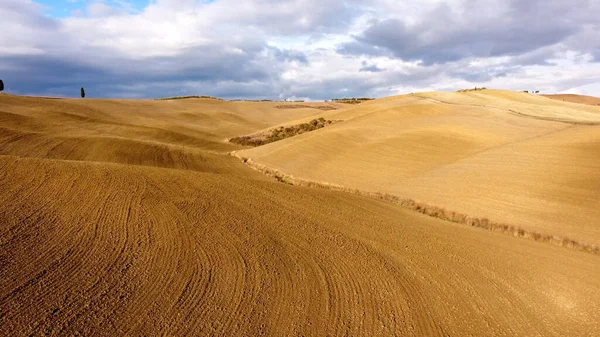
[
  {"left": 543, "top": 94, "right": 600, "bottom": 106},
  {"left": 1, "top": 155, "right": 598, "bottom": 336},
  {"left": 419, "top": 90, "right": 600, "bottom": 124},
  {"left": 238, "top": 90, "right": 600, "bottom": 244},
  {"left": 0, "top": 94, "right": 339, "bottom": 174},
  {"left": 1, "top": 93, "right": 599, "bottom": 336},
  {"left": 0, "top": 95, "right": 344, "bottom": 142}
]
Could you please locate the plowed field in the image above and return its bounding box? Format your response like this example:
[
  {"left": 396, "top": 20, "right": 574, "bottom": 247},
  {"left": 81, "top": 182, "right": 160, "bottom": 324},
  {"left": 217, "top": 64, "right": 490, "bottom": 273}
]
[{"left": 1, "top": 93, "right": 599, "bottom": 336}]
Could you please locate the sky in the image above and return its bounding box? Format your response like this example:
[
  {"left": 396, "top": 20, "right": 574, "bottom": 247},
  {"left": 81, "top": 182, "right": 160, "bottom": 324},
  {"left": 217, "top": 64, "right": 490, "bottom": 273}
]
[{"left": 1, "top": 0, "right": 599, "bottom": 100}]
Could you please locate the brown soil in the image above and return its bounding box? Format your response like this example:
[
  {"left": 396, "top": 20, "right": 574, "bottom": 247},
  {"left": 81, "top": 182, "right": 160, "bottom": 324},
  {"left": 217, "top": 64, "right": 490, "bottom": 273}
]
[{"left": 1, "top": 93, "right": 599, "bottom": 336}]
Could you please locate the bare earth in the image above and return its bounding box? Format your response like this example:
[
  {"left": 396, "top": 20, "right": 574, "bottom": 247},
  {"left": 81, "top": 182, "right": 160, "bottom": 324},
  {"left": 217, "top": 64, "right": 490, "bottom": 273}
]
[{"left": 1, "top": 93, "right": 599, "bottom": 336}]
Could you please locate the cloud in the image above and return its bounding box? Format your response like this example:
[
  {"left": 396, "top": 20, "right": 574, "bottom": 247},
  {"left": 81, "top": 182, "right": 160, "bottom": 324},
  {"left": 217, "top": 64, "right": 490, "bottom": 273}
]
[
  {"left": 339, "top": 0, "right": 590, "bottom": 65},
  {"left": 86, "top": 2, "right": 126, "bottom": 17},
  {"left": 359, "top": 61, "right": 385, "bottom": 72},
  {"left": 0, "top": 0, "right": 599, "bottom": 99},
  {"left": 0, "top": 0, "right": 316, "bottom": 98}
]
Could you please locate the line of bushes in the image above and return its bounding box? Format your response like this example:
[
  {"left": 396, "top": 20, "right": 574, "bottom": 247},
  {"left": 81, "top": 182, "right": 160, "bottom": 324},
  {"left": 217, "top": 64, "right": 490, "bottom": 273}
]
[
  {"left": 234, "top": 156, "right": 599, "bottom": 256},
  {"left": 330, "top": 97, "right": 374, "bottom": 104},
  {"left": 230, "top": 118, "right": 337, "bottom": 147},
  {"left": 230, "top": 99, "right": 276, "bottom": 102},
  {"left": 457, "top": 87, "right": 487, "bottom": 92},
  {"left": 155, "top": 95, "right": 222, "bottom": 100}
]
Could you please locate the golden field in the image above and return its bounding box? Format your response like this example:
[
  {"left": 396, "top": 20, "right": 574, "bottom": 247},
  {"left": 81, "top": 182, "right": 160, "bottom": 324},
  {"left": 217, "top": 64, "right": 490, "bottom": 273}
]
[
  {"left": 1, "top": 92, "right": 599, "bottom": 336},
  {"left": 543, "top": 94, "right": 600, "bottom": 106},
  {"left": 239, "top": 90, "right": 600, "bottom": 246}
]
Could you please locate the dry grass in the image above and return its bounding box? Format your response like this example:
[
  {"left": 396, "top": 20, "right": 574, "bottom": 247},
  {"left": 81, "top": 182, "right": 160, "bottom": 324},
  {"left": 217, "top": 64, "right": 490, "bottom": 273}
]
[
  {"left": 542, "top": 94, "right": 600, "bottom": 106},
  {"left": 239, "top": 90, "right": 600, "bottom": 244},
  {"left": 236, "top": 156, "right": 600, "bottom": 255}
]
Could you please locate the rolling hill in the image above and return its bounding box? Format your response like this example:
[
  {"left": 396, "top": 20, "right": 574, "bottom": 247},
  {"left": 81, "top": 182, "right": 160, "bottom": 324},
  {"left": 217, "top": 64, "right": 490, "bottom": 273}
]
[
  {"left": 238, "top": 90, "right": 600, "bottom": 246},
  {"left": 1, "top": 93, "right": 599, "bottom": 336},
  {"left": 543, "top": 94, "right": 600, "bottom": 106}
]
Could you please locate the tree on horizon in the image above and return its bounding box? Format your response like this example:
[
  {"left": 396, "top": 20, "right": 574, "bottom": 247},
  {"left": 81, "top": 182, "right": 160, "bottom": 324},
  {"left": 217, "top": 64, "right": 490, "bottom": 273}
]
[
  {"left": 80, "top": 87, "right": 85, "bottom": 98},
  {"left": 0, "top": 79, "right": 4, "bottom": 92}
]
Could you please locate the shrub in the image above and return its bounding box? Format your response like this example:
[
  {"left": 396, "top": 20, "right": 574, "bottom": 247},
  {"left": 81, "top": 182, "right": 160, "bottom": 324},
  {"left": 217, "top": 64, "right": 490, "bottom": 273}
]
[
  {"left": 457, "top": 87, "right": 488, "bottom": 93},
  {"left": 154, "top": 95, "right": 222, "bottom": 100},
  {"left": 331, "top": 97, "right": 374, "bottom": 104},
  {"left": 230, "top": 118, "right": 340, "bottom": 147}
]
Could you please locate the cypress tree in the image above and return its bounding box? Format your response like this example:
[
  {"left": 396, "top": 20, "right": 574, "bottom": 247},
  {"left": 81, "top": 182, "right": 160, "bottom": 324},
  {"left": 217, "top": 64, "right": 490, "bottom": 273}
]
[
  {"left": 80, "top": 87, "right": 85, "bottom": 98},
  {"left": 0, "top": 79, "right": 4, "bottom": 92}
]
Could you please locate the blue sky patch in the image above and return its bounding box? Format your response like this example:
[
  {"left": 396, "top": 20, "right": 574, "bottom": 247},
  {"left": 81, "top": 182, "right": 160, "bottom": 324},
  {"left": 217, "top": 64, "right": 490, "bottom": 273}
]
[{"left": 35, "top": 0, "right": 148, "bottom": 18}]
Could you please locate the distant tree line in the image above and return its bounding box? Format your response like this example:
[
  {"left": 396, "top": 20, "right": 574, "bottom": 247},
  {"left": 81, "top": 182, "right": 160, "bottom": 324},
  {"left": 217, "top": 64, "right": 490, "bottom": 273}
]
[
  {"left": 457, "top": 87, "right": 487, "bottom": 92},
  {"left": 155, "top": 95, "right": 223, "bottom": 101},
  {"left": 330, "top": 97, "right": 374, "bottom": 101},
  {"left": 328, "top": 97, "right": 374, "bottom": 104}
]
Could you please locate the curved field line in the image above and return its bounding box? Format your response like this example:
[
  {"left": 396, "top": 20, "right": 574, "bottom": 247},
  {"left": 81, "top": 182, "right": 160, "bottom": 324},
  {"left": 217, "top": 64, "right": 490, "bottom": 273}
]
[
  {"left": 234, "top": 154, "right": 600, "bottom": 255},
  {"left": 2, "top": 93, "right": 600, "bottom": 336}
]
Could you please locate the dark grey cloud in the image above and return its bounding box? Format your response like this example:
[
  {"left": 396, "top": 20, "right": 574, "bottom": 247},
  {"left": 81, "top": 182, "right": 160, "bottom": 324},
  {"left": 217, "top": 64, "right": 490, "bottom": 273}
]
[
  {"left": 453, "top": 70, "right": 503, "bottom": 83},
  {"left": 1, "top": 0, "right": 599, "bottom": 100},
  {"left": 339, "top": 0, "right": 594, "bottom": 65},
  {"left": 1, "top": 44, "right": 294, "bottom": 99},
  {"left": 268, "top": 47, "right": 309, "bottom": 65},
  {"left": 561, "top": 23, "right": 600, "bottom": 62},
  {"left": 235, "top": 0, "right": 361, "bottom": 36},
  {"left": 359, "top": 61, "right": 385, "bottom": 72},
  {"left": 337, "top": 41, "right": 391, "bottom": 58},
  {"left": 0, "top": 0, "right": 312, "bottom": 99}
]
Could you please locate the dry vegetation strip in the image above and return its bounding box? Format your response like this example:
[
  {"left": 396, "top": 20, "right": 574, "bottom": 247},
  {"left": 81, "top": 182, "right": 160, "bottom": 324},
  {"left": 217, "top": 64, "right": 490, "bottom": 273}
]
[
  {"left": 330, "top": 98, "right": 374, "bottom": 104},
  {"left": 230, "top": 118, "right": 339, "bottom": 147},
  {"left": 235, "top": 156, "right": 600, "bottom": 255},
  {"left": 275, "top": 104, "right": 338, "bottom": 111},
  {"left": 456, "top": 87, "right": 488, "bottom": 92},
  {"left": 154, "top": 95, "right": 222, "bottom": 100}
]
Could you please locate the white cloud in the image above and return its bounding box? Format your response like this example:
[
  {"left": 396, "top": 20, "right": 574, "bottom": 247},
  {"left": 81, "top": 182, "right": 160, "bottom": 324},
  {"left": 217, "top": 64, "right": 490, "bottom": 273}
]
[{"left": 0, "top": 0, "right": 599, "bottom": 98}]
